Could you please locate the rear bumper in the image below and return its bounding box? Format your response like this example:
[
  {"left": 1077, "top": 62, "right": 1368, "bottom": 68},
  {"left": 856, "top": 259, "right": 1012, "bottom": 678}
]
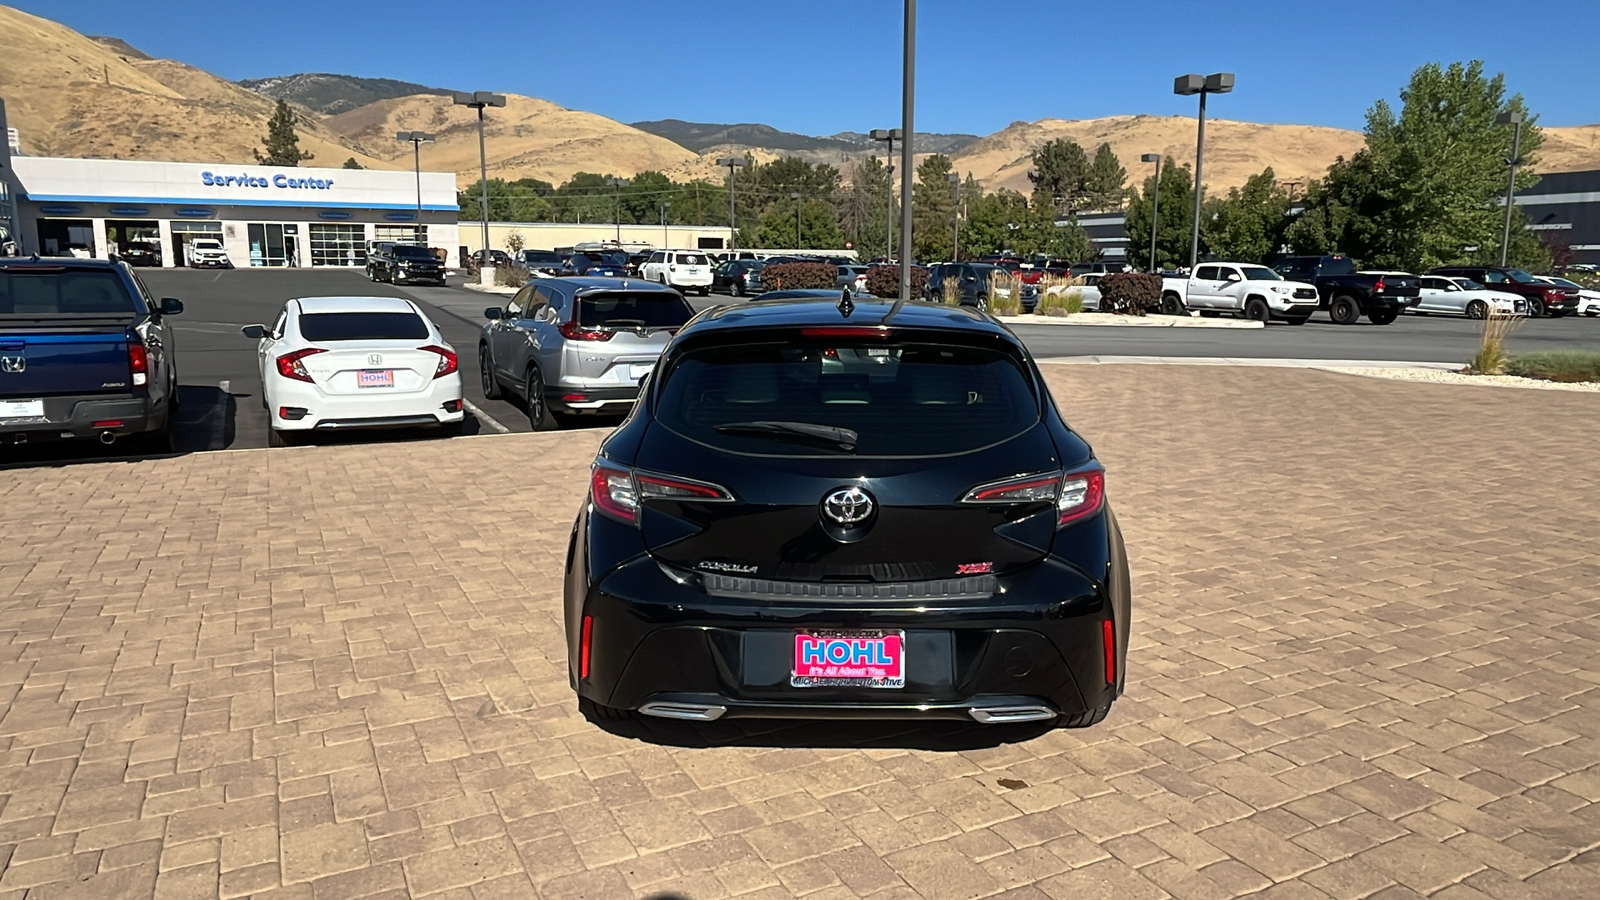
[
  {"left": 270, "top": 375, "right": 464, "bottom": 431},
  {"left": 548, "top": 384, "right": 640, "bottom": 413},
  {"left": 573, "top": 545, "right": 1127, "bottom": 721},
  {"left": 0, "top": 394, "right": 163, "bottom": 442},
  {"left": 1366, "top": 294, "right": 1422, "bottom": 309}
]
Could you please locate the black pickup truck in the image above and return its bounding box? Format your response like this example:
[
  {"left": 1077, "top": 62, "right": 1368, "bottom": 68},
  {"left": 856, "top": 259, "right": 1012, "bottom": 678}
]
[
  {"left": 1270, "top": 255, "right": 1421, "bottom": 325},
  {"left": 366, "top": 244, "right": 446, "bottom": 285},
  {"left": 0, "top": 258, "right": 183, "bottom": 450}
]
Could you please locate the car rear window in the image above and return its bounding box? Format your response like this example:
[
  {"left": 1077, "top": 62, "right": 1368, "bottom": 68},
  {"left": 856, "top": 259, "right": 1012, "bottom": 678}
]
[
  {"left": 0, "top": 270, "right": 139, "bottom": 315},
  {"left": 656, "top": 340, "right": 1040, "bottom": 457},
  {"left": 298, "top": 312, "right": 429, "bottom": 341},
  {"left": 675, "top": 253, "right": 707, "bottom": 265},
  {"left": 577, "top": 292, "right": 694, "bottom": 329}
]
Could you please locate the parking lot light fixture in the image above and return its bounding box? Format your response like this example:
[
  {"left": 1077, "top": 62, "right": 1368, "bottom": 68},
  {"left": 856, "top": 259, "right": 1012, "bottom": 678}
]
[
  {"left": 716, "top": 156, "right": 746, "bottom": 250},
  {"left": 661, "top": 202, "right": 671, "bottom": 250},
  {"left": 789, "top": 193, "right": 802, "bottom": 248},
  {"left": 897, "top": 0, "right": 916, "bottom": 301},
  {"left": 1140, "top": 153, "right": 1161, "bottom": 272},
  {"left": 396, "top": 131, "right": 435, "bottom": 231},
  {"left": 1496, "top": 111, "right": 1524, "bottom": 267},
  {"left": 606, "top": 177, "right": 629, "bottom": 243},
  {"left": 1174, "top": 73, "right": 1233, "bottom": 272},
  {"left": 870, "top": 128, "right": 903, "bottom": 263},
  {"left": 946, "top": 173, "right": 961, "bottom": 261},
  {"left": 452, "top": 91, "right": 507, "bottom": 282}
]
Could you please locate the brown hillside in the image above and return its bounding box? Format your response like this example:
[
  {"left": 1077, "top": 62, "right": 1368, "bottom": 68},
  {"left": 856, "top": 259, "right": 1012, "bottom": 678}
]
[
  {"left": 1540, "top": 125, "right": 1600, "bottom": 175},
  {"left": 0, "top": 5, "right": 387, "bottom": 167},
  {"left": 324, "top": 94, "right": 699, "bottom": 184}
]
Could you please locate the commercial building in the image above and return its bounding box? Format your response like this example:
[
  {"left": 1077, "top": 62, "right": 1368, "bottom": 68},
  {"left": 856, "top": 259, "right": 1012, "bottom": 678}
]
[
  {"left": 0, "top": 115, "right": 459, "bottom": 269},
  {"left": 1512, "top": 169, "right": 1600, "bottom": 266},
  {"left": 459, "top": 221, "right": 736, "bottom": 257}
]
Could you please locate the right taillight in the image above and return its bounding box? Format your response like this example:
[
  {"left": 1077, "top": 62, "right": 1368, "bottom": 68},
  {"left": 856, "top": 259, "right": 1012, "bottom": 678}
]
[
  {"left": 590, "top": 462, "right": 733, "bottom": 525},
  {"left": 276, "top": 348, "right": 326, "bottom": 383},
  {"left": 1057, "top": 467, "right": 1105, "bottom": 527},
  {"left": 560, "top": 321, "right": 614, "bottom": 341}
]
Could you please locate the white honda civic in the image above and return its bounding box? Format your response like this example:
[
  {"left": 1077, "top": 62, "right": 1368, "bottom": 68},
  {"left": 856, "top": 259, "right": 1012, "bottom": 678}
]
[{"left": 243, "top": 296, "right": 464, "bottom": 446}]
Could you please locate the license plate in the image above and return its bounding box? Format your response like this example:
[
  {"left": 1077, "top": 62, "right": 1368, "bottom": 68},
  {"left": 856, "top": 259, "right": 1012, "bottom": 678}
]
[
  {"left": 629, "top": 363, "right": 654, "bottom": 382},
  {"left": 792, "top": 629, "right": 905, "bottom": 688},
  {"left": 0, "top": 399, "right": 44, "bottom": 420},
  {"left": 357, "top": 370, "right": 394, "bottom": 388}
]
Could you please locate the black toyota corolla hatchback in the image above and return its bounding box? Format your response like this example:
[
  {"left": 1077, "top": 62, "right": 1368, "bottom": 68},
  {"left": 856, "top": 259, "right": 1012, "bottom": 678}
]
[{"left": 563, "top": 295, "right": 1131, "bottom": 728}]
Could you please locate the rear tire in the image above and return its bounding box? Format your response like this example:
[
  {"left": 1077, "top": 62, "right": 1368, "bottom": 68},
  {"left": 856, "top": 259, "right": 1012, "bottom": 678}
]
[
  {"left": 479, "top": 344, "right": 503, "bottom": 399},
  {"left": 578, "top": 696, "right": 632, "bottom": 722},
  {"left": 1244, "top": 297, "right": 1271, "bottom": 322},
  {"left": 1329, "top": 295, "right": 1361, "bottom": 325},
  {"left": 525, "top": 367, "right": 558, "bottom": 431},
  {"left": 1160, "top": 293, "right": 1185, "bottom": 316},
  {"left": 1056, "top": 703, "right": 1110, "bottom": 729},
  {"left": 1466, "top": 300, "right": 1487, "bottom": 320},
  {"left": 267, "top": 427, "right": 294, "bottom": 448}
]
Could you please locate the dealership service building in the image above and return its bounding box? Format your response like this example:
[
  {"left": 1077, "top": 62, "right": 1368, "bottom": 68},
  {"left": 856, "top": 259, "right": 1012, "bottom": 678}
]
[{"left": 0, "top": 152, "right": 460, "bottom": 268}]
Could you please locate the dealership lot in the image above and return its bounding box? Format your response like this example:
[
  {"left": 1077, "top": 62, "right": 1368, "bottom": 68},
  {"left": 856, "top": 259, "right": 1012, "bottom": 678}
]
[
  {"left": 1, "top": 365, "right": 1597, "bottom": 898},
  {"left": 3, "top": 269, "right": 1598, "bottom": 468}
]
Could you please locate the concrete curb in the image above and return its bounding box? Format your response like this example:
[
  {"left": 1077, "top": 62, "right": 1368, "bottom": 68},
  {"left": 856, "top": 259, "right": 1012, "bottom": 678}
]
[
  {"left": 1037, "top": 355, "right": 1465, "bottom": 371},
  {"left": 996, "top": 313, "right": 1263, "bottom": 329},
  {"left": 462, "top": 282, "right": 519, "bottom": 296}
]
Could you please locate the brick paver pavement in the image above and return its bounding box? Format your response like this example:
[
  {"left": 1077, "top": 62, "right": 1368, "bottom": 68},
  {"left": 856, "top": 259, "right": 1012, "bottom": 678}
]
[{"left": 1, "top": 365, "right": 1598, "bottom": 900}]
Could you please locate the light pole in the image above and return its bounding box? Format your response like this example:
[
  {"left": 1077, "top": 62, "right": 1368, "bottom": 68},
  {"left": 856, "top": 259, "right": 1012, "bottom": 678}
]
[
  {"left": 395, "top": 131, "right": 435, "bottom": 238},
  {"left": 1173, "top": 73, "right": 1233, "bottom": 272},
  {"left": 716, "top": 156, "right": 746, "bottom": 251},
  {"left": 946, "top": 172, "right": 961, "bottom": 261},
  {"left": 897, "top": 0, "right": 916, "bottom": 300},
  {"left": 1140, "top": 153, "right": 1161, "bottom": 271},
  {"left": 606, "top": 177, "right": 628, "bottom": 244},
  {"left": 789, "top": 193, "right": 802, "bottom": 249},
  {"left": 870, "top": 128, "right": 903, "bottom": 262},
  {"left": 660, "top": 202, "right": 671, "bottom": 250},
  {"left": 1496, "top": 111, "right": 1524, "bottom": 267},
  {"left": 452, "top": 91, "right": 506, "bottom": 282}
]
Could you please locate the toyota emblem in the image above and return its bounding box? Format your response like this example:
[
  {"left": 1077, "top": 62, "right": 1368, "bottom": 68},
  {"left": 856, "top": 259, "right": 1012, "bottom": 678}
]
[
  {"left": 367, "top": 353, "right": 383, "bottom": 366},
  {"left": 821, "top": 487, "right": 875, "bottom": 526}
]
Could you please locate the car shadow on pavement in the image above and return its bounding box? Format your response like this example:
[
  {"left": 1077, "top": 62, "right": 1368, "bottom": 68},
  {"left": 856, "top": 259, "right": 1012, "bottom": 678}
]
[
  {"left": 587, "top": 712, "right": 1054, "bottom": 752},
  {"left": 0, "top": 383, "right": 235, "bottom": 469}
]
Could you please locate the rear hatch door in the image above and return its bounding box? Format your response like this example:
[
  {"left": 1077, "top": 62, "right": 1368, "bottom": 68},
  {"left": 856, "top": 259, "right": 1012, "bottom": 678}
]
[
  {"left": 0, "top": 326, "right": 133, "bottom": 398},
  {"left": 303, "top": 341, "right": 444, "bottom": 395},
  {"left": 567, "top": 290, "right": 694, "bottom": 383}
]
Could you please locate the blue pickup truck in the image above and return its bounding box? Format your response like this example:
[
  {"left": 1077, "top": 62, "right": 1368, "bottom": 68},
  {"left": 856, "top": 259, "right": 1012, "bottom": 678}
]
[{"left": 0, "top": 258, "right": 183, "bottom": 450}]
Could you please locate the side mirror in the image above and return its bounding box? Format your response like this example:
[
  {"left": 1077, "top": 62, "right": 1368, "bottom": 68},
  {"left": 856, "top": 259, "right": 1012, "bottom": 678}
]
[
  {"left": 484, "top": 307, "right": 502, "bottom": 320},
  {"left": 160, "top": 297, "right": 184, "bottom": 315},
  {"left": 241, "top": 324, "right": 266, "bottom": 339}
]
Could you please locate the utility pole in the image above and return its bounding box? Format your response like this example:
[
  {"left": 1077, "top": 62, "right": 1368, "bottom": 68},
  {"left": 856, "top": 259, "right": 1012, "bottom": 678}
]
[
  {"left": 1497, "top": 111, "right": 1525, "bottom": 267},
  {"left": 717, "top": 156, "right": 746, "bottom": 251},
  {"left": 397, "top": 132, "right": 436, "bottom": 238},
  {"left": 452, "top": 91, "right": 506, "bottom": 282},
  {"left": 1140, "top": 153, "right": 1161, "bottom": 271},
  {"left": 1173, "top": 73, "right": 1234, "bottom": 272},
  {"left": 870, "top": 128, "right": 903, "bottom": 262},
  {"left": 946, "top": 172, "right": 961, "bottom": 262},
  {"left": 898, "top": 0, "right": 916, "bottom": 300}
]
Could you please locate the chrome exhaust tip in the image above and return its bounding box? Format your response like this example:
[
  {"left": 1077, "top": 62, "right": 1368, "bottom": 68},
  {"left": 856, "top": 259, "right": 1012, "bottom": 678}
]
[
  {"left": 98, "top": 431, "right": 117, "bottom": 445},
  {"left": 969, "top": 705, "right": 1058, "bottom": 724},
  {"left": 638, "top": 702, "right": 727, "bottom": 722}
]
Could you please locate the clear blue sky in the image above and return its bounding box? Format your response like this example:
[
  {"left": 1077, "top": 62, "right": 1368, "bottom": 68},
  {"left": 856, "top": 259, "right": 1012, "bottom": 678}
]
[{"left": 18, "top": 0, "right": 1599, "bottom": 134}]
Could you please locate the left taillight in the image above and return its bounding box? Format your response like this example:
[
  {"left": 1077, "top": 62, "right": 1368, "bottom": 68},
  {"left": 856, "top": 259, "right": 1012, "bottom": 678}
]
[
  {"left": 590, "top": 461, "right": 734, "bottom": 525},
  {"left": 127, "top": 344, "right": 149, "bottom": 387},
  {"left": 420, "top": 344, "right": 458, "bottom": 379},
  {"left": 963, "top": 465, "right": 1105, "bottom": 529},
  {"left": 275, "top": 348, "right": 326, "bottom": 383}
]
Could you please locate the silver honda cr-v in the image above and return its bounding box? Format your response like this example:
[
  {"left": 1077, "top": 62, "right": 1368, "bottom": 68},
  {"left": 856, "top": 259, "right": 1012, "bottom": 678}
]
[{"left": 478, "top": 278, "right": 696, "bottom": 429}]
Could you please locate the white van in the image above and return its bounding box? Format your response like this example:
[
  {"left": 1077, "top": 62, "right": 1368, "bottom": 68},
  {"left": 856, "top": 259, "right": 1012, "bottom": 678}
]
[{"left": 640, "top": 250, "right": 713, "bottom": 295}]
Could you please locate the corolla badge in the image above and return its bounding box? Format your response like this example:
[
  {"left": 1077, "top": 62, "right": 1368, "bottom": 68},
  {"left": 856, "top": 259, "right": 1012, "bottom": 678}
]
[{"left": 821, "top": 487, "right": 875, "bottom": 525}]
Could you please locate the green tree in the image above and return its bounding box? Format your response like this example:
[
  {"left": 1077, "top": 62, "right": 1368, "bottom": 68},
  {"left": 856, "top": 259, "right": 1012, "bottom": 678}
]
[
  {"left": 961, "top": 188, "right": 1031, "bottom": 258},
  {"left": 458, "top": 178, "right": 553, "bottom": 222},
  {"left": 341, "top": 157, "right": 363, "bottom": 170},
  {"left": 1289, "top": 60, "right": 1543, "bottom": 271},
  {"left": 841, "top": 157, "right": 893, "bottom": 258},
  {"left": 253, "top": 99, "right": 313, "bottom": 167},
  {"left": 1123, "top": 159, "right": 1195, "bottom": 271},
  {"left": 754, "top": 197, "right": 844, "bottom": 249},
  {"left": 1202, "top": 168, "right": 1292, "bottom": 263},
  {"left": 912, "top": 154, "right": 956, "bottom": 262},
  {"left": 1028, "top": 139, "right": 1089, "bottom": 213},
  {"left": 1011, "top": 204, "right": 1092, "bottom": 261},
  {"left": 1085, "top": 143, "right": 1127, "bottom": 211}
]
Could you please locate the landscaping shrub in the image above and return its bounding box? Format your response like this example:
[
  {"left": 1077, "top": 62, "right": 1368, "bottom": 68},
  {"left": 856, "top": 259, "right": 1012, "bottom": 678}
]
[
  {"left": 1097, "top": 273, "right": 1161, "bottom": 316},
  {"left": 760, "top": 262, "right": 836, "bottom": 290},
  {"left": 1036, "top": 288, "right": 1081, "bottom": 317},
  {"left": 987, "top": 273, "right": 1022, "bottom": 316},
  {"left": 864, "top": 264, "right": 929, "bottom": 299},
  {"left": 1469, "top": 311, "right": 1522, "bottom": 375},
  {"left": 1504, "top": 350, "right": 1600, "bottom": 382}
]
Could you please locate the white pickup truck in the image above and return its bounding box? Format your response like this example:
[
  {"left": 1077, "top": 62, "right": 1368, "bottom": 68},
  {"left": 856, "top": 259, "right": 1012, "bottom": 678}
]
[{"left": 1160, "top": 262, "right": 1321, "bottom": 323}]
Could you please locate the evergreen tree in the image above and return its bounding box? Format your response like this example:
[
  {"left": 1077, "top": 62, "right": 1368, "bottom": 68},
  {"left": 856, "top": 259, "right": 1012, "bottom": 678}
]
[
  {"left": 341, "top": 157, "right": 363, "bottom": 170},
  {"left": 253, "top": 99, "right": 313, "bottom": 167},
  {"left": 1085, "top": 143, "right": 1128, "bottom": 211},
  {"left": 1202, "top": 168, "right": 1292, "bottom": 263},
  {"left": 1028, "top": 139, "right": 1089, "bottom": 213},
  {"left": 1123, "top": 159, "right": 1195, "bottom": 271},
  {"left": 911, "top": 154, "right": 956, "bottom": 262}
]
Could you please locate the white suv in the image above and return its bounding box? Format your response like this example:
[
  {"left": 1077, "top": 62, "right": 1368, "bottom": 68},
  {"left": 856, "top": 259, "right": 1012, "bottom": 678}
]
[
  {"left": 641, "top": 250, "right": 713, "bottom": 295},
  {"left": 186, "top": 238, "right": 232, "bottom": 268}
]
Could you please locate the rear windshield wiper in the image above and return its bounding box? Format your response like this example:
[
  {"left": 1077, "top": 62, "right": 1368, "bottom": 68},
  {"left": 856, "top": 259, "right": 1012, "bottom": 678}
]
[{"left": 715, "top": 420, "right": 858, "bottom": 451}]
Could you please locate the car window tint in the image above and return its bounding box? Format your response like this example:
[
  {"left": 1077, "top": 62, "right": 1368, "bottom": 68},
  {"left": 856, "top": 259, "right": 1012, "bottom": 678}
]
[
  {"left": 576, "top": 292, "right": 693, "bottom": 328},
  {"left": 655, "top": 340, "right": 1040, "bottom": 457},
  {"left": 1194, "top": 266, "right": 1220, "bottom": 280},
  {"left": 298, "top": 312, "right": 429, "bottom": 341},
  {"left": 1481, "top": 271, "right": 1507, "bottom": 283},
  {"left": 272, "top": 310, "right": 288, "bottom": 339},
  {"left": 506, "top": 286, "right": 531, "bottom": 317},
  {"left": 677, "top": 253, "right": 707, "bottom": 265},
  {"left": 0, "top": 270, "right": 138, "bottom": 315}
]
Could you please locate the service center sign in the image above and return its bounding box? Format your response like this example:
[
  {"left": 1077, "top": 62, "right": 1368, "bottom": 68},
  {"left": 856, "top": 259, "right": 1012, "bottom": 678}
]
[{"left": 201, "top": 171, "right": 335, "bottom": 191}]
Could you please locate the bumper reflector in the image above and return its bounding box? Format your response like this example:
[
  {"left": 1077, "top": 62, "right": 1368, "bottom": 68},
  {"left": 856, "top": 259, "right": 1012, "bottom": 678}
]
[
  {"left": 443, "top": 399, "right": 462, "bottom": 413},
  {"left": 580, "top": 615, "right": 593, "bottom": 679},
  {"left": 1102, "top": 619, "right": 1116, "bottom": 684},
  {"left": 92, "top": 420, "right": 124, "bottom": 428},
  {"left": 562, "top": 393, "right": 588, "bottom": 402}
]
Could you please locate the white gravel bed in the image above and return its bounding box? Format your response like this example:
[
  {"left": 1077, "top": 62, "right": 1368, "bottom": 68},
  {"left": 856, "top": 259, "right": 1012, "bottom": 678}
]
[{"left": 1321, "top": 366, "right": 1600, "bottom": 392}]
